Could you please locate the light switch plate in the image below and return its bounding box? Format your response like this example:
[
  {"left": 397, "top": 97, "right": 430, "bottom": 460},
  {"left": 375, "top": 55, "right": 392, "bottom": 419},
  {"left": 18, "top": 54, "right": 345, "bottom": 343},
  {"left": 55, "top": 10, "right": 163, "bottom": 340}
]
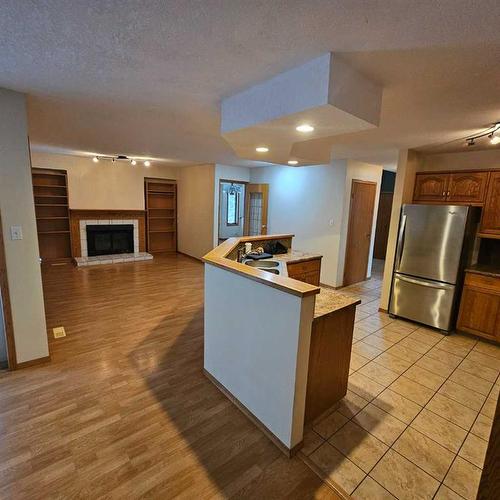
[{"left": 10, "top": 225, "right": 23, "bottom": 240}]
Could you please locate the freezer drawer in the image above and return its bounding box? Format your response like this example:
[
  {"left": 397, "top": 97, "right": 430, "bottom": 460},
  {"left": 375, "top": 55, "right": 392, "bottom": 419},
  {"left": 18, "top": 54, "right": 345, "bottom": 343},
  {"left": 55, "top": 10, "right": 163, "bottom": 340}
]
[{"left": 389, "top": 273, "right": 457, "bottom": 331}]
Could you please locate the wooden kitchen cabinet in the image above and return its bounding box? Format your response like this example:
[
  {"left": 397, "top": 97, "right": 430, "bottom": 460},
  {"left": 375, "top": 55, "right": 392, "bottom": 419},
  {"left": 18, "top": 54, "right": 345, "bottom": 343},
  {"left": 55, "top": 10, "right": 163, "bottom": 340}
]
[
  {"left": 413, "top": 173, "right": 449, "bottom": 202},
  {"left": 479, "top": 171, "right": 500, "bottom": 237},
  {"left": 287, "top": 258, "right": 321, "bottom": 286},
  {"left": 448, "top": 171, "right": 489, "bottom": 204},
  {"left": 413, "top": 171, "right": 489, "bottom": 204},
  {"left": 457, "top": 272, "right": 500, "bottom": 342}
]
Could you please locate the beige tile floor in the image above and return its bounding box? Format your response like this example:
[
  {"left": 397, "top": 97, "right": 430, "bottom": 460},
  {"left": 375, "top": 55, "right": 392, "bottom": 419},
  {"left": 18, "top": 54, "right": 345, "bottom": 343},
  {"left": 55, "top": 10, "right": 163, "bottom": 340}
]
[{"left": 300, "top": 260, "right": 499, "bottom": 500}]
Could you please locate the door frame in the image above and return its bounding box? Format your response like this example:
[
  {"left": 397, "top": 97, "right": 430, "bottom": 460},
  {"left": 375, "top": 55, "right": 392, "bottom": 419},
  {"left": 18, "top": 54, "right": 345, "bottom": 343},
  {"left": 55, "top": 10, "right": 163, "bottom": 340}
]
[
  {"left": 343, "top": 179, "right": 377, "bottom": 286},
  {"left": 244, "top": 183, "right": 269, "bottom": 236},
  {"left": 218, "top": 179, "right": 248, "bottom": 241},
  {"left": 0, "top": 211, "right": 17, "bottom": 370}
]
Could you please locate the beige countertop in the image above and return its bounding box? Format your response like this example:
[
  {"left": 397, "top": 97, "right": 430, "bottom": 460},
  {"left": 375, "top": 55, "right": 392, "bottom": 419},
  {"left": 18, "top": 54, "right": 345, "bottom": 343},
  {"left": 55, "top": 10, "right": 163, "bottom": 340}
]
[
  {"left": 244, "top": 250, "right": 322, "bottom": 278},
  {"left": 314, "top": 287, "right": 360, "bottom": 319}
]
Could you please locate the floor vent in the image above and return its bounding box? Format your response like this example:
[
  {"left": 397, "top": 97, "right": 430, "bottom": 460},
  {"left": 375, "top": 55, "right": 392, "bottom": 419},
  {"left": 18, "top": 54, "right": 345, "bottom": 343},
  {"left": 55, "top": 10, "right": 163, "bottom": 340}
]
[{"left": 53, "top": 326, "right": 66, "bottom": 339}]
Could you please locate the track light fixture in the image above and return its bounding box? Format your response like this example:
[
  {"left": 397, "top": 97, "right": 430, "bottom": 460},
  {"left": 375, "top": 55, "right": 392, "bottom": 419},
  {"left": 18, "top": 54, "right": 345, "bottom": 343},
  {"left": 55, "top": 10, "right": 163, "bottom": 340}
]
[
  {"left": 464, "top": 122, "right": 500, "bottom": 147},
  {"left": 91, "top": 155, "right": 152, "bottom": 166}
]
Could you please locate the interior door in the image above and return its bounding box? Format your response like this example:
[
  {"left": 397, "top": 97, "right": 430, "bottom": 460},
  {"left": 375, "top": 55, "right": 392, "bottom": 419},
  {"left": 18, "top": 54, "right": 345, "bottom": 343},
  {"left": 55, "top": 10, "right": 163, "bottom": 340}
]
[
  {"left": 343, "top": 180, "right": 377, "bottom": 286},
  {"left": 244, "top": 184, "right": 269, "bottom": 236}
]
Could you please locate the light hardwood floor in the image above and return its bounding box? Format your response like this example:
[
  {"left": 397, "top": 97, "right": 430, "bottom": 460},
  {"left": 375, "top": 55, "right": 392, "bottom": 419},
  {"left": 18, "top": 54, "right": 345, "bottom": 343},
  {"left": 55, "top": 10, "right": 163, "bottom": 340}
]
[{"left": 0, "top": 255, "right": 339, "bottom": 499}]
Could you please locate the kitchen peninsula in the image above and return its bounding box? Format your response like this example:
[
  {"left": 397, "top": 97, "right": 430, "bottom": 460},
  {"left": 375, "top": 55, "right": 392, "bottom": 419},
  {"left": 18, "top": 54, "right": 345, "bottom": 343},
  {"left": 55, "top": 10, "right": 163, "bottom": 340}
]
[{"left": 203, "top": 234, "right": 359, "bottom": 455}]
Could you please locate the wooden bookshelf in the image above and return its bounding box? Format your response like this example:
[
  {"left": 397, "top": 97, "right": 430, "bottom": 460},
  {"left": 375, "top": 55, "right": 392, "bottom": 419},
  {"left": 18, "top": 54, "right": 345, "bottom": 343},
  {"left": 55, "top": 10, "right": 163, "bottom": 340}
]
[
  {"left": 32, "top": 168, "right": 72, "bottom": 263},
  {"left": 145, "top": 178, "right": 177, "bottom": 253}
]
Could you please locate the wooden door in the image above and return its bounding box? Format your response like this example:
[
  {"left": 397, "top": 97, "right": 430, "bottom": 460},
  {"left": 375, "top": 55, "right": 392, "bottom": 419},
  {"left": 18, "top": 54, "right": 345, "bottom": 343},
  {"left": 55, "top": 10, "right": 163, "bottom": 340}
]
[
  {"left": 413, "top": 173, "right": 449, "bottom": 202},
  {"left": 479, "top": 171, "right": 500, "bottom": 236},
  {"left": 448, "top": 171, "right": 489, "bottom": 204},
  {"left": 343, "top": 180, "right": 377, "bottom": 286},
  {"left": 373, "top": 192, "right": 394, "bottom": 260},
  {"left": 244, "top": 184, "right": 269, "bottom": 236}
]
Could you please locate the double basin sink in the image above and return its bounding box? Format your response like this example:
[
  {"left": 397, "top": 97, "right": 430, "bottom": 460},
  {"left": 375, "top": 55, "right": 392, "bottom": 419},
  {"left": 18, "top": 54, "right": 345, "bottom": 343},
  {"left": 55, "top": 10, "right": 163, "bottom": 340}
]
[{"left": 245, "top": 259, "right": 280, "bottom": 275}]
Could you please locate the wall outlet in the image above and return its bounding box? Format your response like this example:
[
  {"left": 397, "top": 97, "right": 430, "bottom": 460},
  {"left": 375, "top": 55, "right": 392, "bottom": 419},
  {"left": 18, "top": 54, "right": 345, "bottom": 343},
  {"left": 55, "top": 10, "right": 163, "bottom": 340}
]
[
  {"left": 329, "top": 219, "right": 334, "bottom": 227},
  {"left": 10, "top": 225, "right": 23, "bottom": 240}
]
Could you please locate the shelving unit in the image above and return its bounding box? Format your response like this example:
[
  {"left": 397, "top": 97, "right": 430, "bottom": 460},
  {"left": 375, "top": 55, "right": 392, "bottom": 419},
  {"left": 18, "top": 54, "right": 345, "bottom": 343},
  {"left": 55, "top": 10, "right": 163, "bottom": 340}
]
[
  {"left": 32, "top": 168, "right": 72, "bottom": 263},
  {"left": 145, "top": 178, "right": 177, "bottom": 253}
]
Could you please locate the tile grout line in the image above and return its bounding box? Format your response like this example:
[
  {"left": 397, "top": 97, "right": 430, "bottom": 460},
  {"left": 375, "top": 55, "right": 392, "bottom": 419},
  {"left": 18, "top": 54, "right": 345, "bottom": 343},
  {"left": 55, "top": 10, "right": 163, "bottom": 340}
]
[{"left": 302, "top": 277, "right": 498, "bottom": 499}]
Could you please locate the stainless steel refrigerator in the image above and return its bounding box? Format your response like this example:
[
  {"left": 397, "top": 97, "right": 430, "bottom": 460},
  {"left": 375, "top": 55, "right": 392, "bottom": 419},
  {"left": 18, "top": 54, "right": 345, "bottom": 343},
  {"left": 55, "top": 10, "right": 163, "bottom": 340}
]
[{"left": 389, "top": 204, "right": 479, "bottom": 331}]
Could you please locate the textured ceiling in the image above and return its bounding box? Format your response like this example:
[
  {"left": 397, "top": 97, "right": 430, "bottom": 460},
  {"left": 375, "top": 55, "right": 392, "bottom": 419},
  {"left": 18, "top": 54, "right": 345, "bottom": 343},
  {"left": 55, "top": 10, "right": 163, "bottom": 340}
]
[{"left": 1, "top": 0, "right": 500, "bottom": 166}]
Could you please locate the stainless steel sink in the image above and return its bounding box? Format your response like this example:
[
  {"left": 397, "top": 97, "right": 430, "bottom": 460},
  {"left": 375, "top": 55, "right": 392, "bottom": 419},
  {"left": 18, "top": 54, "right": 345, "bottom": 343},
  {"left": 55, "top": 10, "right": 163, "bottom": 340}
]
[
  {"left": 245, "top": 260, "right": 279, "bottom": 268},
  {"left": 262, "top": 268, "right": 279, "bottom": 275}
]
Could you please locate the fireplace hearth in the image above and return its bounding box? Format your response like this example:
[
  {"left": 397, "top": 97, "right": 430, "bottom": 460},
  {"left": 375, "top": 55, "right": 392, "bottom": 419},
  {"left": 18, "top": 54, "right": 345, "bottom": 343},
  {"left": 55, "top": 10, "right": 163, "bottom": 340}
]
[{"left": 86, "top": 224, "right": 134, "bottom": 256}]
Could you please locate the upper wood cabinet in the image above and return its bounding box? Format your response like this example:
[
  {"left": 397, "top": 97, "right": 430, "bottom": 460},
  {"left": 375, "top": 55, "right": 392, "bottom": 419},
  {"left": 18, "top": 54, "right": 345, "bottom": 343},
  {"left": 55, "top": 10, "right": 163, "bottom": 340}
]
[
  {"left": 413, "top": 173, "right": 449, "bottom": 202},
  {"left": 413, "top": 170, "right": 489, "bottom": 205},
  {"left": 479, "top": 171, "right": 500, "bottom": 236},
  {"left": 448, "top": 171, "right": 489, "bottom": 204}
]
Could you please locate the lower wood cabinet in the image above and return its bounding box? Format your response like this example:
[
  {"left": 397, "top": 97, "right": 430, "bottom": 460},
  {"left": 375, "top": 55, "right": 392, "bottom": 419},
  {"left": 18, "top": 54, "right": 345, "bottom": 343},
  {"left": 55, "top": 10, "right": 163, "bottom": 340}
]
[
  {"left": 286, "top": 258, "right": 321, "bottom": 286},
  {"left": 457, "top": 273, "right": 500, "bottom": 342}
]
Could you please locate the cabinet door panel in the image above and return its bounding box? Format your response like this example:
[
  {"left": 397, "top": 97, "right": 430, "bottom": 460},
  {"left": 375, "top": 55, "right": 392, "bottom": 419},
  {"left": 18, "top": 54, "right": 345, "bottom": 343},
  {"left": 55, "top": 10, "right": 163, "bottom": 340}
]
[
  {"left": 458, "top": 286, "right": 500, "bottom": 340},
  {"left": 480, "top": 171, "right": 500, "bottom": 235},
  {"left": 413, "top": 173, "right": 448, "bottom": 202},
  {"left": 448, "top": 171, "right": 489, "bottom": 204}
]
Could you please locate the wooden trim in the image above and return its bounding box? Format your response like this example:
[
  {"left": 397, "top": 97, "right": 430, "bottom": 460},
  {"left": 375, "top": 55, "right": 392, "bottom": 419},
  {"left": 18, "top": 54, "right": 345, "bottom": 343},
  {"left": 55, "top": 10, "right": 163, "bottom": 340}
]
[
  {"left": 298, "top": 452, "right": 352, "bottom": 500},
  {"left": 416, "top": 168, "right": 499, "bottom": 175},
  {"left": 0, "top": 212, "right": 17, "bottom": 370},
  {"left": 203, "top": 368, "right": 301, "bottom": 457},
  {"left": 16, "top": 355, "right": 51, "bottom": 369},
  {"left": 202, "top": 235, "right": 320, "bottom": 298},
  {"left": 378, "top": 307, "right": 388, "bottom": 313}
]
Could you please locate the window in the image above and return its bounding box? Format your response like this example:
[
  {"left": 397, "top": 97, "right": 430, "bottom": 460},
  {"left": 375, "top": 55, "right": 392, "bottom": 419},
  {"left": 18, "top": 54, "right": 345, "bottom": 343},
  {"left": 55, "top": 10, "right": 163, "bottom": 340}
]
[{"left": 226, "top": 187, "right": 239, "bottom": 225}]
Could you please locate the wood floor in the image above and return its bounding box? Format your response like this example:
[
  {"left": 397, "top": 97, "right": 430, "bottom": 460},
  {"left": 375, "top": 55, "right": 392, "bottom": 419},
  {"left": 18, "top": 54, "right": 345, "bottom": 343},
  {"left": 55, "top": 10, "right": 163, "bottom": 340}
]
[{"left": 0, "top": 254, "right": 339, "bottom": 499}]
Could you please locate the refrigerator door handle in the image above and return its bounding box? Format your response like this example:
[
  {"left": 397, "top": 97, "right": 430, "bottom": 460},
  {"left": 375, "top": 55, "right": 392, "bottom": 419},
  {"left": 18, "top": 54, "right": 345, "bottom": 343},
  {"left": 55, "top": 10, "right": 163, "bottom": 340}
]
[
  {"left": 396, "top": 274, "right": 455, "bottom": 290},
  {"left": 394, "top": 214, "right": 407, "bottom": 271}
]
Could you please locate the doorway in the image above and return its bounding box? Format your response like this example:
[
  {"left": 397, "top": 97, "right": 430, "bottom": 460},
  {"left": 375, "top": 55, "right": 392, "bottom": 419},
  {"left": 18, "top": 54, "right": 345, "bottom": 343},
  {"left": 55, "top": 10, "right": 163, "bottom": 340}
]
[
  {"left": 373, "top": 170, "right": 396, "bottom": 261},
  {"left": 343, "top": 179, "right": 377, "bottom": 286},
  {"left": 218, "top": 181, "right": 246, "bottom": 242},
  {"left": 218, "top": 182, "right": 269, "bottom": 241}
]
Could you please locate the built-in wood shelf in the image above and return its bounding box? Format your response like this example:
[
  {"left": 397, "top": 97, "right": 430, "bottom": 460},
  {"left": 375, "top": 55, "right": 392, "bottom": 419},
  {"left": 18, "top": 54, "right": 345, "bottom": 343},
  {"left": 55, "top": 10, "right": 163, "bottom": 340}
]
[
  {"left": 145, "top": 178, "right": 177, "bottom": 253},
  {"left": 32, "top": 168, "right": 73, "bottom": 263}
]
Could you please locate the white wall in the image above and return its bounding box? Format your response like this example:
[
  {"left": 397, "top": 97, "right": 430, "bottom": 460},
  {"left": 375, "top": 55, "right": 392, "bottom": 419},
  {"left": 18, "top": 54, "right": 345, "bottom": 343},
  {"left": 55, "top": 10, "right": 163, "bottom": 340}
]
[
  {"left": 419, "top": 149, "right": 500, "bottom": 171},
  {"left": 177, "top": 164, "right": 215, "bottom": 259},
  {"left": 204, "top": 264, "right": 314, "bottom": 449},
  {"left": 250, "top": 163, "right": 347, "bottom": 286},
  {"left": 0, "top": 89, "right": 49, "bottom": 364},
  {"left": 31, "top": 152, "right": 179, "bottom": 210},
  {"left": 336, "top": 160, "right": 383, "bottom": 284},
  {"left": 380, "top": 150, "right": 422, "bottom": 310},
  {"left": 250, "top": 160, "right": 382, "bottom": 287},
  {"left": 213, "top": 164, "right": 250, "bottom": 245}
]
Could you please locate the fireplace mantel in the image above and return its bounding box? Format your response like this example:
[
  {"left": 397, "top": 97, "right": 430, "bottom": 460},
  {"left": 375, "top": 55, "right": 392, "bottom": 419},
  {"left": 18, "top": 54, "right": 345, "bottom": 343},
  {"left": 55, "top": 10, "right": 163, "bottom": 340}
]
[{"left": 70, "top": 209, "right": 146, "bottom": 258}]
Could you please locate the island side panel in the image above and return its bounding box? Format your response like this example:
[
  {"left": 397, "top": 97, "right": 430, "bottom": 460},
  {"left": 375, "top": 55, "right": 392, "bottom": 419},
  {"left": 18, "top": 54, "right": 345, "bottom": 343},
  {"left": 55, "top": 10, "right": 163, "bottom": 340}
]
[
  {"left": 204, "top": 263, "right": 314, "bottom": 451},
  {"left": 304, "top": 305, "right": 356, "bottom": 424}
]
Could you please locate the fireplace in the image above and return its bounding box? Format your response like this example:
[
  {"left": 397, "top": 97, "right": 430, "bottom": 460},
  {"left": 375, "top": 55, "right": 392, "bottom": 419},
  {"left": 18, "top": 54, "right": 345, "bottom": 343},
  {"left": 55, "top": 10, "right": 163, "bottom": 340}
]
[{"left": 86, "top": 224, "right": 134, "bottom": 256}]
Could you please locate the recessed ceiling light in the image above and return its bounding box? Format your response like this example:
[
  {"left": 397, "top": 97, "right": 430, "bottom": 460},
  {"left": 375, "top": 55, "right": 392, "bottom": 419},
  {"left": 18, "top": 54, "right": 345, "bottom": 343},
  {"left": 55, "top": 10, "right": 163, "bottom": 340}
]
[
  {"left": 256, "top": 147, "right": 269, "bottom": 153},
  {"left": 92, "top": 156, "right": 99, "bottom": 163},
  {"left": 288, "top": 160, "right": 298, "bottom": 165},
  {"left": 144, "top": 160, "right": 151, "bottom": 167},
  {"left": 296, "top": 124, "right": 314, "bottom": 133},
  {"left": 131, "top": 160, "right": 137, "bottom": 165}
]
